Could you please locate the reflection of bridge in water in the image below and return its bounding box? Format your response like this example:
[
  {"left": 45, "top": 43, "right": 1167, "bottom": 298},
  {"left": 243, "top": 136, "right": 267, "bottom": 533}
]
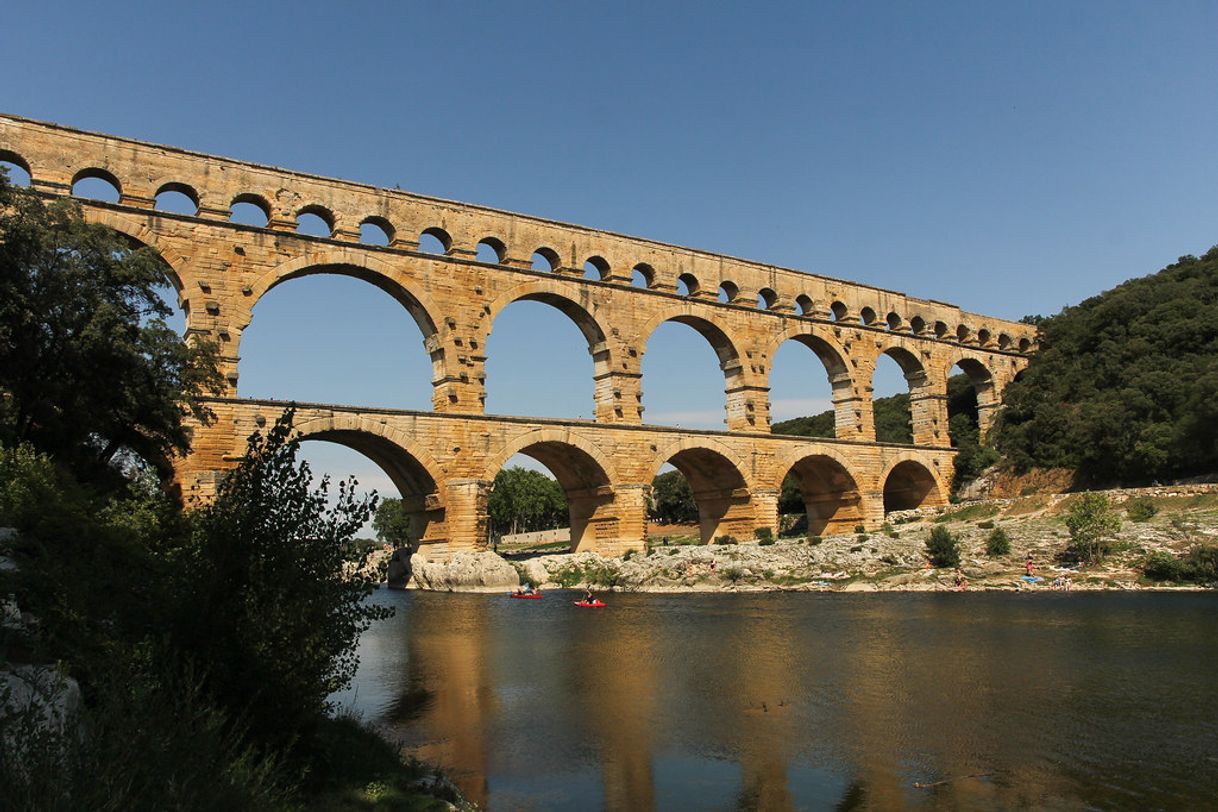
[
  {"left": 0, "top": 114, "right": 1034, "bottom": 556},
  {"left": 377, "top": 593, "right": 1117, "bottom": 810}
]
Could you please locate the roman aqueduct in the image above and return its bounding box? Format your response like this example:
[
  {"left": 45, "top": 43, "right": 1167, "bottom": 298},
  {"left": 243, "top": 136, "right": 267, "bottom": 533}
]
[{"left": 0, "top": 114, "right": 1035, "bottom": 556}]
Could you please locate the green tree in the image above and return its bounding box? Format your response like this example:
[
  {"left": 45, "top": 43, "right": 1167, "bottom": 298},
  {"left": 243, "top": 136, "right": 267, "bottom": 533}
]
[
  {"left": 649, "top": 469, "right": 699, "bottom": 524},
  {"left": 985, "top": 526, "right": 1011, "bottom": 557},
  {"left": 0, "top": 172, "right": 222, "bottom": 485},
  {"left": 946, "top": 374, "right": 1001, "bottom": 493},
  {"left": 1063, "top": 492, "right": 1121, "bottom": 564},
  {"left": 487, "top": 466, "right": 566, "bottom": 536},
  {"left": 774, "top": 392, "right": 912, "bottom": 444},
  {"left": 372, "top": 496, "right": 413, "bottom": 547},
  {"left": 778, "top": 473, "right": 804, "bottom": 516},
  {"left": 995, "top": 248, "right": 1218, "bottom": 485},
  {"left": 174, "top": 410, "right": 391, "bottom": 748},
  {"left": 925, "top": 525, "right": 961, "bottom": 568}
]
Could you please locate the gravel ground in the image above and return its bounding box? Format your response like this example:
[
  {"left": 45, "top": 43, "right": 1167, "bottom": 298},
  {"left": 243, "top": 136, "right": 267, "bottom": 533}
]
[{"left": 512, "top": 488, "right": 1218, "bottom": 593}]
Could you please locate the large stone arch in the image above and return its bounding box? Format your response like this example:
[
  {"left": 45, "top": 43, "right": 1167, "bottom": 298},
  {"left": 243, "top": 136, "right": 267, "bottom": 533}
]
[
  {"left": 947, "top": 353, "right": 1000, "bottom": 437},
  {"left": 483, "top": 427, "right": 617, "bottom": 552},
  {"left": 878, "top": 454, "right": 948, "bottom": 514},
  {"left": 291, "top": 411, "right": 447, "bottom": 548},
  {"left": 650, "top": 436, "right": 754, "bottom": 543},
  {"left": 869, "top": 341, "right": 949, "bottom": 446},
  {"left": 766, "top": 325, "right": 856, "bottom": 438},
  {"left": 639, "top": 306, "right": 750, "bottom": 429},
  {"left": 242, "top": 251, "right": 445, "bottom": 400},
  {"left": 774, "top": 449, "right": 865, "bottom": 536},
  {"left": 80, "top": 208, "right": 188, "bottom": 295},
  {"left": 639, "top": 306, "right": 744, "bottom": 380},
  {"left": 485, "top": 279, "right": 615, "bottom": 420},
  {"left": 247, "top": 250, "right": 441, "bottom": 339},
  {"left": 487, "top": 279, "right": 609, "bottom": 350}
]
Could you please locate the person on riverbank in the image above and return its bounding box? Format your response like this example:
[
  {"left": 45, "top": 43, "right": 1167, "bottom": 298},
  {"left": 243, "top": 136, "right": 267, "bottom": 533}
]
[
  {"left": 954, "top": 569, "right": 968, "bottom": 591},
  {"left": 1025, "top": 554, "right": 1035, "bottom": 577}
]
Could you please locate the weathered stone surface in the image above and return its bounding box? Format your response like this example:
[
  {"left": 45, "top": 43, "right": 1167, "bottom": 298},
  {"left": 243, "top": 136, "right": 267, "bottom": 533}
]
[
  {"left": 0, "top": 115, "right": 1035, "bottom": 558},
  {"left": 408, "top": 551, "right": 521, "bottom": 592},
  {"left": 0, "top": 665, "right": 82, "bottom": 754}
]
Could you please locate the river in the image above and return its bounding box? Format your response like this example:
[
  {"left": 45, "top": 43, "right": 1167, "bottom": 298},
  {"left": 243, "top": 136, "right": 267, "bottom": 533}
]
[{"left": 334, "top": 590, "right": 1218, "bottom": 810}]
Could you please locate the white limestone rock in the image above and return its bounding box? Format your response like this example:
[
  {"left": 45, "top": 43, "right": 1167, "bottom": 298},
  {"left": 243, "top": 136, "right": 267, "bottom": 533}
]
[{"left": 408, "top": 551, "right": 521, "bottom": 592}]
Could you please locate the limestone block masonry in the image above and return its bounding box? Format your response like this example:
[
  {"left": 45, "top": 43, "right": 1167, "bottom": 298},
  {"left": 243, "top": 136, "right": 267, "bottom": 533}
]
[{"left": 0, "top": 113, "right": 1034, "bottom": 556}]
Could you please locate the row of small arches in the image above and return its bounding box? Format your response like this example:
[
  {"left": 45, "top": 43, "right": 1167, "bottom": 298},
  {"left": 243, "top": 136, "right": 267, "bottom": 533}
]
[{"left": 0, "top": 152, "right": 1030, "bottom": 353}]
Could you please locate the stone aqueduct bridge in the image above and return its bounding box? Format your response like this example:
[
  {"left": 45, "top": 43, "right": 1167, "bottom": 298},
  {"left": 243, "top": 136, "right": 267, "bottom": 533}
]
[{"left": 1, "top": 114, "right": 1036, "bottom": 556}]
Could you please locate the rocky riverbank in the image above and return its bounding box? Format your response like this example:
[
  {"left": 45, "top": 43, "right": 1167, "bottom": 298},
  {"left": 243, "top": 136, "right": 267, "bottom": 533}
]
[{"left": 407, "top": 485, "right": 1218, "bottom": 594}]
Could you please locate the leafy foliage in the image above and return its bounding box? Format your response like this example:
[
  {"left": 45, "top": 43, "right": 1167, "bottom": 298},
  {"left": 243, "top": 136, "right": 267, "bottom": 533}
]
[
  {"left": 773, "top": 393, "right": 913, "bottom": 444},
  {"left": 995, "top": 248, "right": 1218, "bottom": 484},
  {"left": 649, "top": 469, "right": 699, "bottom": 524},
  {"left": 0, "top": 173, "right": 222, "bottom": 485},
  {"left": 176, "top": 410, "right": 391, "bottom": 748},
  {"left": 0, "top": 659, "right": 295, "bottom": 811},
  {"left": 945, "top": 374, "right": 1001, "bottom": 493},
  {"left": 372, "top": 496, "right": 414, "bottom": 547},
  {"left": 925, "top": 525, "right": 961, "bottom": 568},
  {"left": 985, "top": 526, "right": 1011, "bottom": 557},
  {"left": 1143, "top": 547, "right": 1218, "bottom": 583},
  {"left": 1125, "top": 497, "right": 1159, "bottom": 523},
  {"left": 487, "top": 466, "right": 566, "bottom": 536},
  {"left": 1063, "top": 493, "right": 1122, "bottom": 563}
]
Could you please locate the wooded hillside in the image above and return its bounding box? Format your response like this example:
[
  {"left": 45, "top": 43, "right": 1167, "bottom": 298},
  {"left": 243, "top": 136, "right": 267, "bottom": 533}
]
[{"left": 995, "top": 247, "right": 1218, "bottom": 485}]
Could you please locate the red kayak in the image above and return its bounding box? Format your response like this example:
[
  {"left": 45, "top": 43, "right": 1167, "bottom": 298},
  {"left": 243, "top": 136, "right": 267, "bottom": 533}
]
[
  {"left": 509, "top": 592, "right": 543, "bottom": 599},
  {"left": 573, "top": 600, "right": 606, "bottom": 608}
]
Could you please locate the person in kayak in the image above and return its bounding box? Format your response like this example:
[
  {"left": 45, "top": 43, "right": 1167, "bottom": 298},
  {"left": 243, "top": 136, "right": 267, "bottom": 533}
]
[{"left": 583, "top": 590, "right": 595, "bottom": 604}]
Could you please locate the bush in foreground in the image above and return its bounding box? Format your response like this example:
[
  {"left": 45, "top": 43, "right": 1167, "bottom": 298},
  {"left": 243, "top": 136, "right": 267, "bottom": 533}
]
[
  {"left": 176, "top": 410, "right": 391, "bottom": 751},
  {"left": 925, "top": 526, "right": 961, "bottom": 568}
]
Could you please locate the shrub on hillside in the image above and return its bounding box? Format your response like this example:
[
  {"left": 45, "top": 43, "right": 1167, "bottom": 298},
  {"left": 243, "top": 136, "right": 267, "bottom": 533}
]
[
  {"left": 925, "top": 526, "right": 961, "bottom": 568},
  {"left": 715, "top": 535, "right": 738, "bottom": 545},
  {"left": 755, "top": 527, "right": 775, "bottom": 545},
  {"left": 1063, "top": 493, "right": 1122, "bottom": 564},
  {"left": 1126, "top": 497, "right": 1159, "bottom": 523},
  {"left": 1143, "top": 546, "right": 1218, "bottom": 583},
  {"left": 985, "top": 526, "right": 1011, "bottom": 557}
]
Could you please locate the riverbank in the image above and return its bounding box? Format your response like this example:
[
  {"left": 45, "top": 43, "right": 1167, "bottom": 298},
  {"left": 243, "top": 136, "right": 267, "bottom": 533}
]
[{"left": 501, "top": 486, "right": 1218, "bottom": 593}]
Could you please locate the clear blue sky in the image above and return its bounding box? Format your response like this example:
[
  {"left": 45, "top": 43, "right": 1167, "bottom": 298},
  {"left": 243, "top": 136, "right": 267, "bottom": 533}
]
[{"left": 5, "top": 1, "right": 1216, "bottom": 513}]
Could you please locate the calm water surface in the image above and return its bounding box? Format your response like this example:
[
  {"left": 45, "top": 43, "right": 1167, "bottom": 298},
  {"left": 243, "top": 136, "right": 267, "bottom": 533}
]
[{"left": 334, "top": 590, "right": 1218, "bottom": 811}]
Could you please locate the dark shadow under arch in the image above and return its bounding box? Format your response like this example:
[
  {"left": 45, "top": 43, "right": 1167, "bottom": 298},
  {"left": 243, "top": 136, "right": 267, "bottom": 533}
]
[
  {"left": 495, "top": 440, "right": 613, "bottom": 552},
  {"left": 659, "top": 447, "right": 748, "bottom": 544},
  {"left": 883, "top": 460, "right": 939, "bottom": 513},
  {"left": 782, "top": 454, "right": 862, "bottom": 536},
  {"left": 298, "top": 429, "right": 441, "bottom": 551}
]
